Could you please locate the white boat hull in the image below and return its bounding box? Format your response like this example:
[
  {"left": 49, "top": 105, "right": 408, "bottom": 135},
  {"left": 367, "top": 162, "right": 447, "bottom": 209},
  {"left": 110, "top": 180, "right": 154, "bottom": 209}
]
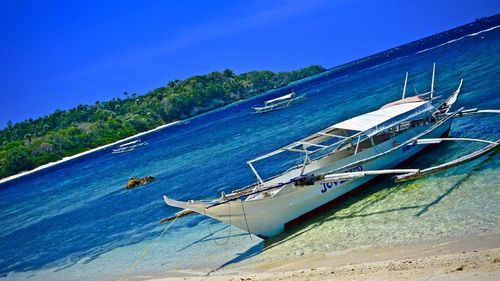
[
  {"left": 112, "top": 142, "right": 147, "bottom": 154},
  {"left": 170, "top": 119, "right": 452, "bottom": 238}
]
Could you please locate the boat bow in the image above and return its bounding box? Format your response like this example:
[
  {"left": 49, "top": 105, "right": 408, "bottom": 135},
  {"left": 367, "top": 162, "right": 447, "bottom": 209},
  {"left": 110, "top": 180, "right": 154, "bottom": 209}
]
[{"left": 163, "top": 195, "right": 189, "bottom": 209}]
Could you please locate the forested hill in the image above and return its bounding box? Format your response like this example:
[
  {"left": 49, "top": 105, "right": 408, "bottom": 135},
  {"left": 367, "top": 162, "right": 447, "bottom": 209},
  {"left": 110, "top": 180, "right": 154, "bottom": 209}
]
[{"left": 0, "top": 65, "right": 325, "bottom": 179}]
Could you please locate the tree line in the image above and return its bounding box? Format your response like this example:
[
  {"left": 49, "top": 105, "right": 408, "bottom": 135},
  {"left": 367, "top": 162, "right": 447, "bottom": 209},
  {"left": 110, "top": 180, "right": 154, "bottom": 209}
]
[{"left": 0, "top": 65, "right": 325, "bottom": 179}]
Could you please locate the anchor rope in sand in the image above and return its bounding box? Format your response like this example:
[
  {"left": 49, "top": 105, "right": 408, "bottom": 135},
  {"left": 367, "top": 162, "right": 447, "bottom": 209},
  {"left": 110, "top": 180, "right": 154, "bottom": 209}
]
[{"left": 118, "top": 213, "right": 181, "bottom": 281}]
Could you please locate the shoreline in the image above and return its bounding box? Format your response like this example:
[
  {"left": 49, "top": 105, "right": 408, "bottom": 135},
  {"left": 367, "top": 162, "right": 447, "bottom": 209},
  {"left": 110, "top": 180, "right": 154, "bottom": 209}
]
[
  {"left": 0, "top": 120, "right": 181, "bottom": 185},
  {"left": 0, "top": 78, "right": 299, "bottom": 186},
  {"left": 3, "top": 21, "right": 499, "bottom": 187},
  {"left": 147, "top": 233, "right": 500, "bottom": 281}
]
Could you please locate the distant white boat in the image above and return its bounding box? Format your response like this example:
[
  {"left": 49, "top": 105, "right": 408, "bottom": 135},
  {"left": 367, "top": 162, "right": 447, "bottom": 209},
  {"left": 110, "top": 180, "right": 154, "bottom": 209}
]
[
  {"left": 112, "top": 140, "right": 148, "bottom": 154},
  {"left": 253, "top": 92, "right": 305, "bottom": 113}
]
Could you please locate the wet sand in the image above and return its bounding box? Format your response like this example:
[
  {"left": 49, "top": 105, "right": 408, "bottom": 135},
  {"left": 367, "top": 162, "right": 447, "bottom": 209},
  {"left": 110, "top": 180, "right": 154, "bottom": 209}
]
[{"left": 146, "top": 233, "right": 500, "bottom": 281}]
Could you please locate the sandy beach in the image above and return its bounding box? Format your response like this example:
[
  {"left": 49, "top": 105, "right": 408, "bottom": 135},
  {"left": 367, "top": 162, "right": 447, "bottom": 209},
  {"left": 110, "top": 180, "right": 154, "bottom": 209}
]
[{"left": 145, "top": 233, "right": 500, "bottom": 281}]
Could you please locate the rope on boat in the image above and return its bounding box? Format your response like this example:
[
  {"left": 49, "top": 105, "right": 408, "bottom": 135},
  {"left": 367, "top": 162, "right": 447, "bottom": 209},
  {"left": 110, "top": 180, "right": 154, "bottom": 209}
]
[
  {"left": 118, "top": 213, "right": 181, "bottom": 281},
  {"left": 241, "top": 201, "right": 252, "bottom": 240},
  {"left": 206, "top": 200, "right": 232, "bottom": 246}
]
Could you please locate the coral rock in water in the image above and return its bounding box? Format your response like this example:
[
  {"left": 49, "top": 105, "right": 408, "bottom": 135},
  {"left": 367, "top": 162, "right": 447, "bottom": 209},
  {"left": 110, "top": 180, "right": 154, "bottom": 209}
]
[{"left": 126, "top": 176, "right": 155, "bottom": 189}]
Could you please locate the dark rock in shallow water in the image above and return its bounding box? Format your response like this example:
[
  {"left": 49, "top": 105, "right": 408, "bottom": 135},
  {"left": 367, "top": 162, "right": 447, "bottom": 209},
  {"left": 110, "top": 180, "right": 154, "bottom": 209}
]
[{"left": 125, "top": 176, "right": 155, "bottom": 189}]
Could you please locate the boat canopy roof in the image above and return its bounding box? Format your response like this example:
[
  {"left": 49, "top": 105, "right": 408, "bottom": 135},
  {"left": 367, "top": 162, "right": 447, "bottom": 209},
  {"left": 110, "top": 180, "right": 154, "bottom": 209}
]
[
  {"left": 265, "top": 93, "right": 293, "bottom": 104},
  {"left": 249, "top": 101, "right": 434, "bottom": 163},
  {"left": 381, "top": 96, "right": 424, "bottom": 109},
  {"left": 332, "top": 101, "right": 433, "bottom": 137}
]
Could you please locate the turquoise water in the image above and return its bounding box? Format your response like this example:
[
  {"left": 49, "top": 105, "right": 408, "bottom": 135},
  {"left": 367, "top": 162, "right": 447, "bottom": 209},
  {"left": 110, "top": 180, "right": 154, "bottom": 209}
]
[{"left": 0, "top": 27, "right": 499, "bottom": 280}]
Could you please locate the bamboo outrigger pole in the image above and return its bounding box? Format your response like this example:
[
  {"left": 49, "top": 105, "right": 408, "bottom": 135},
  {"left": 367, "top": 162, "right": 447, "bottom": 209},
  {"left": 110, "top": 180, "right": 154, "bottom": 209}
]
[
  {"left": 160, "top": 209, "right": 194, "bottom": 223},
  {"left": 395, "top": 138, "right": 499, "bottom": 182}
]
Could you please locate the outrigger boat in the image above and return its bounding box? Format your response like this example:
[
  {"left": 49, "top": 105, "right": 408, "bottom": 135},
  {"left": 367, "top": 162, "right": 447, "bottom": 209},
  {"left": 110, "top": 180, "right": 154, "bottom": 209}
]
[
  {"left": 112, "top": 139, "right": 148, "bottom": 154},
  {"left": 253, "top": 92, "right": 305, "bottom": 113},
  {"left": 163, "top": 64, "right": 499, "bottom": 238}
]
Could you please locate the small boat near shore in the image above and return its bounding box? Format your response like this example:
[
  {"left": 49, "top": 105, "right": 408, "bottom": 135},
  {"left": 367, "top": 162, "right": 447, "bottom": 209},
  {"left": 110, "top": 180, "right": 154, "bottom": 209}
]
[
  {"left": 112, "top": 139, "right": 148, "bottom": 154},
  {"left": 163, "top": 64, "right": 499, "bottom": 239},
  {"left": 252, "top": 92, "right": 305, "bottom": 113}
]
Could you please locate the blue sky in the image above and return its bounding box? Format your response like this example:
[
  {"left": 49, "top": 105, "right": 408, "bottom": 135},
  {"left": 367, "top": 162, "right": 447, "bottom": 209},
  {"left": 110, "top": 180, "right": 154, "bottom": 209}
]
[{"left": 0, "top": 0, "right": 498, "bottom": 127}]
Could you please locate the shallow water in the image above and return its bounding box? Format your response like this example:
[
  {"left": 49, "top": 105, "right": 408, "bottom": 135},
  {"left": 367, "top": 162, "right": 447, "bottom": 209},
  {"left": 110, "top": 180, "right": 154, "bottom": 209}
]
[{"left": 0, "top": 27, "right": 499, "bottom": 280}]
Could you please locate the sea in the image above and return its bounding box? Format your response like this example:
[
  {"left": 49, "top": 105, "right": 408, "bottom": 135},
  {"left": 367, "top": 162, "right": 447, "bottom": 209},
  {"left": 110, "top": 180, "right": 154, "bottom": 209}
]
[{"left": 0, "top": 26, "right": 499, "bottom": 281}]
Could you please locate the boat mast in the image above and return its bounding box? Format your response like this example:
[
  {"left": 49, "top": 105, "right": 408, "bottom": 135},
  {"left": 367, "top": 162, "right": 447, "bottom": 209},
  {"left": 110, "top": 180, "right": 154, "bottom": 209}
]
[
  {"left": 402, "top": 72, "right": 408, "bottom": 99},
  {"left": 430, "top": 62, "right": 436, "bottom": 99},
  {"left": 299, "top": 152, "right": 309, "bottom": 176}
]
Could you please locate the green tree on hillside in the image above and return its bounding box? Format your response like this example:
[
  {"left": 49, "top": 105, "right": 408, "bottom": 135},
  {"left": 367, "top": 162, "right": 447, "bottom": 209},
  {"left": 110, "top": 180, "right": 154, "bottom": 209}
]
[{"left": 0, "top": 65, "right": 325, "bottom": 179}]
